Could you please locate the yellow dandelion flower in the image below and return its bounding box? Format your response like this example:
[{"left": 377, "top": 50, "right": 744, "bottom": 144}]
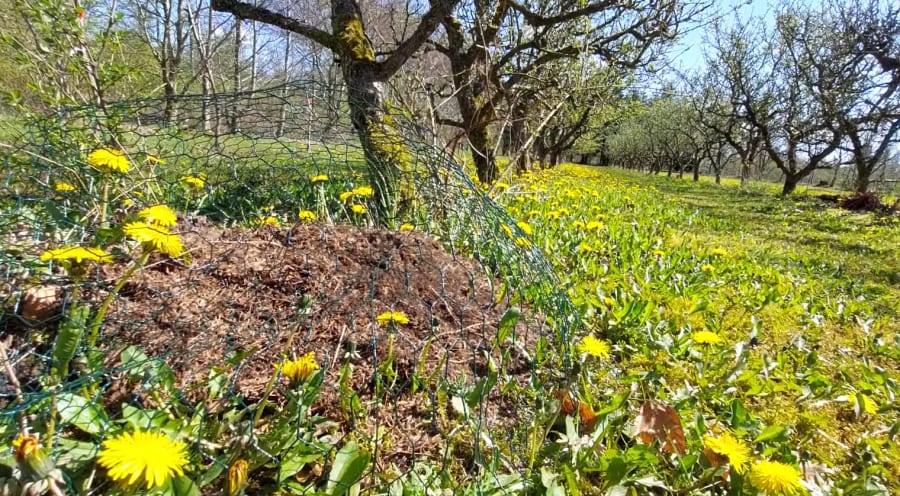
[
  {"left": 703, "top": 432, "right": 751, "bottom": 474},
  {"left": 40, "top": 246, "right": 112, "bottom": 264},
  {"left": 493, "top": 182, "right": 510, "bottom": 190},
  {"left": 501, "top": 224, "right": 514, "bottom": 238},
  {"left": 516, "top": 221, "right": 533, "bottom": 235},
  {"left": 576, "top": 335, "right": 610, "bottom": 359},
  {"left": 527, "top": 210, "right": 541, "bottom": 218},
  {"left": 123, "top": 222, "right": 184, "bottom": 258},
  {"left": 376, "top": 310, "right": 410, "bottom": 326},
  {"left": 579, "top": 242, "right": 594, "bottom": 253},
  {"left": 515, "top": 237, "right": 532, "bottom": 248},
  {"left": 55, "top": 182, "right": 76, "bottom": 192},
  {"left": 97, "top": 431, "right": 188, "bottom": 489},
  {"left": 180, "top": 175, "right": 205, "bottom": 190},
  {"left": 603, "top": 297, "right": 615, "bottom": 307},
  {"left": 146, "top": 154, "right": 165, "bottom": 165},
  {"left": 339, "top": 191, "right": 354, "bottom": 202},
  {"left": 653, "top": 249, "right": 665, "bottom": 257},
  {"left": 572, "top": 220, "right": 585, "bottom": 230},
  {"left": 546, "top": 210, "right": 562, "bottom": 220},
  {"left": 586, "top": 220, "right": 604, "bottom": 230},
  {"left": 139, "top": 205, "right": 178, "bottom": 227},
  {"left": 711, "top": 248, "right": 728, "bottom": 256},
  {"left": 297, "top": 210, "right": 317, "bottom": 222},
  {"left": 226, "top": 459, "right": 249, "bottom": 496},
  {"left": 691, "top": 331, "right": 723, "bottom": 345},
  {"left": 351, "top": 204, "right": 367, "bottom": 215},
  {"left": 352, "top": 185, "right": 374, "bottom": 197},
  {"left": 748, "top": 460, "right": 805, "bottom": 495},
  {"left": 256, "top": 216, "right": 281, "bottom": 227},
  {"left": 88, "top": 148, "right": 130, "bottom": 173},
  {"left": 276, "top": 352, "right": 319, "bottom": 387},
  {"left": 399, "top": 223, "right": 415, "bottom": 231},
  {"left": 310, "top": 174, "right": 329, "bottom": 183},
  {"left": 122, "top": 199, "right": 134, "bottom": 207},
  {"left": 701, "top": 264, "right": 715, "bottom": 273}
]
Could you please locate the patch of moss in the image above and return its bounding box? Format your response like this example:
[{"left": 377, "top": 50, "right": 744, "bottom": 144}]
[{"left": 340, "top": 15, "right": 375, "bottom": 62}]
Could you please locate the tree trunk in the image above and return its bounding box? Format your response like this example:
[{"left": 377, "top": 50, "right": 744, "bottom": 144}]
[
  {"left": 854, "top": 165, "right": 871, "bottom": 193},
  {"left": 230, "top": 17, "right": 242, "bottom": 133},
  {"left": 782, "top": 174, "right": 801, "bottom": 195},
  {"left": 692, "top": 162, "right": 700, "bottom": 182},
  {"left": 468, "top": 125, "right": 497, "bottom": 183},
  {"left": 715, "top": 171, "right": 721, "bottom": 184}
]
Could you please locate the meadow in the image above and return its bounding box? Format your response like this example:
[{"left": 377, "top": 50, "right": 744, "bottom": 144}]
[
  {"left": 496, "top": 165, "right": 900, "bottom": 493},
  {"left": 2, "top": 125, "right": 899, "bottom": 495}
]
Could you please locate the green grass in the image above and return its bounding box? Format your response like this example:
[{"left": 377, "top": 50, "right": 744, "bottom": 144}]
[{"left": 497, "top": 164, "right": 900, "bottom": 492}]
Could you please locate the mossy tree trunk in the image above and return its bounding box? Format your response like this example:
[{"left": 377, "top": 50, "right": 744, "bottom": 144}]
[{"left": 212, "top": 0, "right": 457, "bottom": 225}]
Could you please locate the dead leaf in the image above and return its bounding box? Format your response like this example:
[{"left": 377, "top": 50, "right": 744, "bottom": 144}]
[
  {"left": 554, "top": 388, "right": 578, "bottom": 416},
  {"left": 19, "top": 286, "right": 61, "bottom": 322},
  {"left": 635, "top": 401, "right": 686, "bottom": 455},
  {"left": 578, "top": 401, "right": 598, "bottom": 432}
]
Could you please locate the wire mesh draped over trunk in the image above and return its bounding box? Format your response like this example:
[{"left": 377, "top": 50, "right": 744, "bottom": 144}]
[{"left": 0, "top": 79, "right": 578, "bottom": 490}]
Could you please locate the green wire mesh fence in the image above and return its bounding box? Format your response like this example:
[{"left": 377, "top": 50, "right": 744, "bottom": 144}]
[{"left": 0, "top": 80, "right": 579, "bottom": 494}]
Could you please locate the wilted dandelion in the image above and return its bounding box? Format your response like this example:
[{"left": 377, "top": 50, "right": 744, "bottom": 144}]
[
  {"left": 11, "top": 433, "right": 39, "bottom": 463},
  {"left": 297, "top": 210, "right": 317, "bottom": 222},
  {"left": 226, "top": 459, "right": 249, "bottom": 496},
  {"left": 139, "top": 205, "right": 178, "bottom": 227},
  {"left": 703, "top": 432, "right": 751, "bottom": 474},
  {"left": 88, "top": 148, "right": 130, "bottom": 173},
  {"left": 748, "top": 460, "right": 805, "bottom": 495},
  {"left": 576, "top": 335, "right": 610, "bottom": 359},
  {"left": 97, "top": 431, "right": 188, "bottom": 489},
  {"left": 55, "top": 182, "right": 76, "bottom": 192},
  {"left": 376, "top": 310, "right": 410, "bottom": 325}
]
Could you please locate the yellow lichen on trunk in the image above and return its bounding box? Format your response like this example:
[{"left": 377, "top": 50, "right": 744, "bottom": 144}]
[
  {"left": 339, "top": 15, "right": 375, "bottom": 62},
  {"left": 365, "top": 113, "right": 417, "bottom": 222}
]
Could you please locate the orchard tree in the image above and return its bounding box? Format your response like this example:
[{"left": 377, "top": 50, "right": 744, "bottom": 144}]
[{"left": 211, "top": 0, "right": 460, "bottom": 224}]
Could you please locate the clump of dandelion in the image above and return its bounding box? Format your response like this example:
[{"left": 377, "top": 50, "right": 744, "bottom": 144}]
[
  {"left": 376, "top": 310, "right": 410, "bottom": 326},
  {"left": 139, "top": 205, "right": 178, "bottom": 227},
  {"left": 97, "top": 431, "right": 188, "bottom": 489},
  {"left": 55, "top": 182, "right": 76, "bottom": 192},
  {"left": 576, "top": 335, "right": 610, "bottom": 359},
  {"left": 298, "top": 210, "right": 317, "bottom": 222},
  {"left": 88, "top": 148, "right": 130, "bottom": 173},
  {"left": 276, "top": 352, "right": 319, "bottom": 387},
  {"left": 703, "top": 432, "right": 751, "bottom": 474},
  {"left": 123, "top": 222, "right": 184, "bottom": 258},
  {"left": 748, "top": 460, "right": 805, "bottom": 495},
  {"left": 691, "top": 331, "right": 723, "bottom": 345}
]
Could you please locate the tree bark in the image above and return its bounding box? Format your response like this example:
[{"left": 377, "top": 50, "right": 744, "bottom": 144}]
[{"left": 782, "top": 174, "right": 801, "bottom": 195}]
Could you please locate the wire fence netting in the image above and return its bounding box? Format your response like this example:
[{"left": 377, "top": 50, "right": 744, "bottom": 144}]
[{"left": 0, "top": 80, "right": 580, "bottom": 494}]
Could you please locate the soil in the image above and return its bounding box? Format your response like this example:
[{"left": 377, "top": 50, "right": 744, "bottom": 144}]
[{"left": 31, "top": 221, "right": 542, "bottom": 468}]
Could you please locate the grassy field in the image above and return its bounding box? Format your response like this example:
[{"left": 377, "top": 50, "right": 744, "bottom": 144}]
[{"left": 495, "top": 164, "right": 900, "bottom": 492}]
